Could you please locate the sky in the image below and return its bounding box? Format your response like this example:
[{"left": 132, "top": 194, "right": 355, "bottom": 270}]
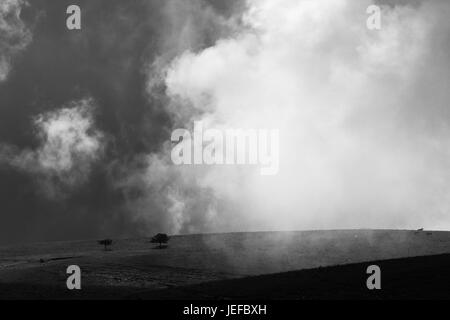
[{"left": 0, "top": 0, "right": 449, "bottom": 244}]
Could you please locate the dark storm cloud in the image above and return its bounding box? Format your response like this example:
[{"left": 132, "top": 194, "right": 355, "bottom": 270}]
[{"left": 0, "top": 0, "right": 244, "bottom": 244}]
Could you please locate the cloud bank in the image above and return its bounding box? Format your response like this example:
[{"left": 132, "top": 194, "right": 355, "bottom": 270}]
[{"left": 136, "top": 0, "right": 450, "bottom": 233}]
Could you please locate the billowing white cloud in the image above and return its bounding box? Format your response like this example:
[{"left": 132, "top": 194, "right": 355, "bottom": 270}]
[
  {"left": 141, "top": 0, "right": 450, "bottom": 233},
  {"left": 33, "top": 99, "right": 103, "bottom": 173},
  {"left": 0, "top": 0, "right": 32, "bottom": 82},
  {"left": 1, "top": 98, "right": 105, "bottom": 197},
  {"left": 146, "top": 0, "right": 241, "bottom": 99}
]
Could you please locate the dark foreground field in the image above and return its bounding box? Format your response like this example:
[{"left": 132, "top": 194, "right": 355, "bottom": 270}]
[
  {"left": 133, "top": 254, "right": 450, "bottom": 300},
  {"left": 0, "top": 230, "right": 449, "bottom": 299}
]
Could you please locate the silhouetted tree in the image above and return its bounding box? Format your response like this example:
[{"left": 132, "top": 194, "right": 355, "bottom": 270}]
[
  {"left": 98, "top": 239, "right": 113, "bottom": 251},
  {"left": 151, "top": 233, "right": 170, "bottom": 249}
]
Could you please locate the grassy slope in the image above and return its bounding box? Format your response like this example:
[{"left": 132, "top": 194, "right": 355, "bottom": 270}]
[
  {"left": 131, "top": 253, "right": 450, "bottom": 300},
  {"left": 0, "top": 230, "right": 449, "bottom": 299}
]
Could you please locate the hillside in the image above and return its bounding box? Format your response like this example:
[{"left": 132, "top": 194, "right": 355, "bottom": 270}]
[{"left": 0, "top": 230, "right": 449, "bottom": 299}]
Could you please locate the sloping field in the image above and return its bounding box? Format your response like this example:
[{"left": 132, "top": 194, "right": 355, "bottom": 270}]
[
  {"left": 132, "top": 254, "right": 450, "bottom": 300},
  {"left": 0, "top": 230, "right": 449, "bottom": 299}
]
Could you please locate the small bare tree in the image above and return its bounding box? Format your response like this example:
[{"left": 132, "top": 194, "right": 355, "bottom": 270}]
[{"left": 98, "top": 239, "right": 113, "bottom": 251}]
